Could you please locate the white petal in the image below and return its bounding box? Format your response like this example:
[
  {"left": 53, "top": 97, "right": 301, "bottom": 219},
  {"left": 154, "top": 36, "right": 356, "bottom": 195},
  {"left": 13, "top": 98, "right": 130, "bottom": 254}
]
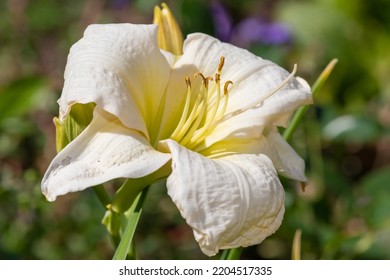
[
  {"left": 176, "top": 33, "right": 312, "bottom": 147},
  {"left": 194, "top": 109, "right": 267, "bottom": 152},
  {"left": 162, "top": 140, "right": 284, "bottom": 256},
  {"left": 60, "top": 24, "right": 171, "bottom": 138},
  {"left": 42, "top": 110, "right": 171, "bottom": 202},
  {"left": 259, "top": 128, "right": 307, "bottom": 182},
  {"left": 193, "top": 128, "right": 307, "bottom": 182},
  {"left": 148, "top": 64, "right": 192, "bottom": 142}
]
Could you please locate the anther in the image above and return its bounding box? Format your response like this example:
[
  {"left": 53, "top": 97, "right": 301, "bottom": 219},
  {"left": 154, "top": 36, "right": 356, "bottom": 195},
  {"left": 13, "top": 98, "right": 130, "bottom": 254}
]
[
  {"left": 195, "top": 72, "right": 213, "bottom": 88},
  {"left": 194, "top": 72, "right": 205, "bottom": 80},
  {"left": 185, "top": 76, "right": 191, "bottom": 87},
  {"left": 218, "top": 56, "right": 225, "bottom": 73},
  {"left": 223, "top": 81, "right": 233, "bottom": 95},
  {"left": 215, "top": 73, "right": 221, "bottom": 83}
]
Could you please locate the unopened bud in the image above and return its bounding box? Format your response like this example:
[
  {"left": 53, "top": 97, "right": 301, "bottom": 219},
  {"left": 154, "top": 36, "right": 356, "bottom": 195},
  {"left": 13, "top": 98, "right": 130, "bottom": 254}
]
[{"left": 153, "top": 3, "right": 184, "bottom": 55}]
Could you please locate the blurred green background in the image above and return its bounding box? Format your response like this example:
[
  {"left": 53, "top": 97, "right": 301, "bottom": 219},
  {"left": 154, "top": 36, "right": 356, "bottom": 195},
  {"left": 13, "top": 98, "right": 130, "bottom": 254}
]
[{"left": 1, "top": 0, "right": 390, "bottom": 259}]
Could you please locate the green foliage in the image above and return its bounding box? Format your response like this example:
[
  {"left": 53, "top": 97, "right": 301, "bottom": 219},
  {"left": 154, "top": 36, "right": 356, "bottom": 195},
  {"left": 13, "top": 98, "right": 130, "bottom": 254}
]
[
  {"left": 0, "top": 77, "right": 47, "bottom": 121},
  {"left": 323, "top": 115, "right": 384, "bottom": 143}
]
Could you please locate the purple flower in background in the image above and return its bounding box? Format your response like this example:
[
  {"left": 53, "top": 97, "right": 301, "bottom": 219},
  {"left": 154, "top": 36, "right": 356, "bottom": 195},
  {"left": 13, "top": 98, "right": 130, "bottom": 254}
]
[
  {"left": 210, "top": 1, "right": 291, "bottom": 47},
  {"left": 232, "top": 17, "right": 291, "bottom": 46},
  {"left": 210, "top": 1, "right": 233, "bottom": 42},
  {"left": 110, "top": 0, "right": 131, "bottom": 9}
]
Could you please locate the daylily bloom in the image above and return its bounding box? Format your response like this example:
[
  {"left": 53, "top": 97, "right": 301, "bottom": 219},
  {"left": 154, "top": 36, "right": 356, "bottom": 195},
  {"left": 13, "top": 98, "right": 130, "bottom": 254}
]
[{"left": 42, "top": 23, "right": 312, "bottom": 256}]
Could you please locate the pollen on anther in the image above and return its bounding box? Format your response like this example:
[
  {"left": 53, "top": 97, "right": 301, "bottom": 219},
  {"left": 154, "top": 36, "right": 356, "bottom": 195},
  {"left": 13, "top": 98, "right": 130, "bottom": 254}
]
[
  {"left": 215, "top": 73, "right": 221, "bottom": 83},
  {"left": 218, "top": 56, "right": 225, "bottom": 73},
  {"left": 224, "top": 81, "right": 233, "bottom": 95},
  {"left": 185, "top": 76, "right": 191, "bottom": 87},
  {"left": 195, "top": 72, "right": 213, "bottom": 88}
]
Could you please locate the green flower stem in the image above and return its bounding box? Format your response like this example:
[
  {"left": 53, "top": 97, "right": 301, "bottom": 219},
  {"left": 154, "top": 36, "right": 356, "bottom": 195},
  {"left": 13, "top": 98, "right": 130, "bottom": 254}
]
[
  {"left": 109, "top": 157, "right": 170, "bottom": 259},
  {"left": 111, "top": 163, "right": 171, "bottom": 213},
  {"left": 283, "top": 59, "right": 338, "bottom": 141},
  {"left": 220, "top": 249, "right": 229, "bottom": 260},
  {"left": 220, "top": 59, "right": 337, "bottom": 260},
  {"left": 112, "top": 187, "right": 150, "bottom": 260},
  {"left": 128, "top": 239, "right": 137, "bottom": 260},
  {"left": 291, "top": 229, "right": 302, "bottom": 260},
  {"left": 93, "top": 184, "right": 111, "bottom": 207},
  {"left": 220, "top": 247, "right": 243, "bottom": 260},
  {"left": 111, "top": 178, "right": 150, "bottom": 214},
  {"left": 282, "top": 106, "right": 309, "bottom": 142}
]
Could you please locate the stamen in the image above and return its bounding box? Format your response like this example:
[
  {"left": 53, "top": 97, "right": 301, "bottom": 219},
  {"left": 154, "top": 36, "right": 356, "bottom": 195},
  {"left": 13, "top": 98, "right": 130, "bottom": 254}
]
[
  {"left": 215, "top": 73, "right": 220, "bottom": 83},
  {"left": 195, "top": 72, "right": 213, "bottom": 89},
  {"left": 187, "top": 78, "right": 233, "bottom": 150},
  {"left": 170, "top": 56, "right": 233, "bottom": 149},
  {"left": 170, "top": 76, "right": 193, "bottom": 140},
  {"left": 171, "top": 57, "right": 298, "bottom": 153},
  {"left": 215, "top": 81, "right": 232, "bottom": 120},
  {"left": 179, "top": 80, "right": 209, "bottom": 146},
  {"left": 194, "top": 72, "right": 206, "bottom": 81},
  {"left": 223, "top": 81, "right": 233, "bottom": 95},
  {"left": 174, "top": 83, "right": 205, "bottom": 142},
  {"left": 185, "top": 76, "right": 191, "bottom": 87},
  {"left": 186, "top": 76, "right": 222, "bottom": 148}
]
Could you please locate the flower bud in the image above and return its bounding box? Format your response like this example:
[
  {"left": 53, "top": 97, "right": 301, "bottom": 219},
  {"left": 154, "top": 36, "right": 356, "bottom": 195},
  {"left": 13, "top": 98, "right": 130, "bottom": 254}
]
[{"left": 153, "top": 3, "right": 184, "bottom": 55}]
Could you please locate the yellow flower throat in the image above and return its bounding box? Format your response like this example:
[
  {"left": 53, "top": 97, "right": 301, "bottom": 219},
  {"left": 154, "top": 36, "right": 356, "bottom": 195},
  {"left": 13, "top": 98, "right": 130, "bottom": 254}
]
[{"left": 170, "top": 56, "right": 233, "bottom": 151}]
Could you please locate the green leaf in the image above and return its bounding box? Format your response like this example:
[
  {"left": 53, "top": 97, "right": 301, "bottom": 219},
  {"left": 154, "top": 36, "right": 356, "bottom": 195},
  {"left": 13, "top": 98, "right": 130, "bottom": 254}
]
[
  {"left": 0, "top": 77, "right": 48, "bottom": 122},
  {"left": 322, "top": 114, "right": 383, "bottom": 143},
  {"left": 353, "top": 167, "right": 390, "bottom": 228},
  {"left": 113, "top": 187, "right": 150, "bottom": 260},
  {"left": 360, "top": 166, "right": 390, "bottom": 196}
]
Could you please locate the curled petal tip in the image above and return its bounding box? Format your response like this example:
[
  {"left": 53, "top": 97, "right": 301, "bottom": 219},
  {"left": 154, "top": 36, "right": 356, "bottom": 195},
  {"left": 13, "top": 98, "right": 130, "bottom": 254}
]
[
  {"left": 45, "top": 195, "right": 56, "bottom": 202},
  {"left": 41, "top": 184, "right": 56, "bottom": 202},
  {"left": 296, "top": 76, "right": 311, "bottom": 90}
]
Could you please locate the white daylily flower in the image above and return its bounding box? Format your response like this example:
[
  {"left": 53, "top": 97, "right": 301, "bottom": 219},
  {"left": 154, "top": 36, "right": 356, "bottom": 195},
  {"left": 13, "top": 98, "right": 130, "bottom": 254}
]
[{"left": 42, "top": 23, "right": 312, "bottom": 256}]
